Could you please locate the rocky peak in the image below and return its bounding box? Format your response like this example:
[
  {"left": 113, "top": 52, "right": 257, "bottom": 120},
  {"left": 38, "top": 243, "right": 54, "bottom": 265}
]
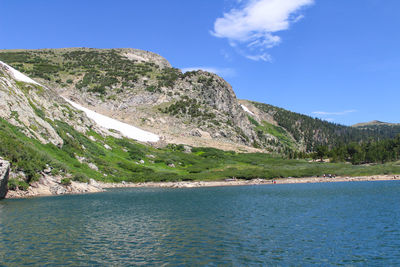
[{"left": 118, "top": 48, "right": 172, "bottom": 69}]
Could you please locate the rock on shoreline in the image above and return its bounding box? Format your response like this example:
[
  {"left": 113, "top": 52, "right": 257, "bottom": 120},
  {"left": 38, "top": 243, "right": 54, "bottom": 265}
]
[
  {"left": 5, "top": 175, "right": 104, "bottom": 199},
  {"left": 0, "top": 158, "right": 10, "bottom": 199}
]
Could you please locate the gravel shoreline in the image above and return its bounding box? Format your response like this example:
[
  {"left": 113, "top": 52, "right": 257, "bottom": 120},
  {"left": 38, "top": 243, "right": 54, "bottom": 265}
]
[
  {"left": 5, "top": 175, "right": 399, "bottom": 199},
  {"left": 99, "top": 175, "right": 400, "bottom": 189}
]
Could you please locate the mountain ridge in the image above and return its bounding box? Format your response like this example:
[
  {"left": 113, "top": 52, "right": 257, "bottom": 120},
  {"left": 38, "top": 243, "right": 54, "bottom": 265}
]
[
  {"left": 352, "top": 120, "right": 400, "bottom": 127},
  {"left": 1, "top": 47, "right": 400, "bottom": 198},
  {"left": 0, "top": 47, "right": 398, "bottom": 154}
]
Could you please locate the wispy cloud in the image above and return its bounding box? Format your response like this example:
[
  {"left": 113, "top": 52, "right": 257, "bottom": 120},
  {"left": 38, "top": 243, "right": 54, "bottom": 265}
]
[
  {"left": 312, "top": 110, "right": 357, "bottom": 116},
  {"left": 211, "top": 0, "right": 314, "bottom": 61},
  {"left": 245, "top": 53, "right": 272, "bottom": 62},
  {"left": 181, "top": 67, "right": 236, "bottom": 78}
]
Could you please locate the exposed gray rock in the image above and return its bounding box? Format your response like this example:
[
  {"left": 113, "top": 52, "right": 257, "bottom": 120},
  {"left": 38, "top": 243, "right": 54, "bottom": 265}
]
[
  {"left": 183, "top": 145, "right": 192, "bottom": 153},
  {"left": 75, "top": 155, "right": 86, "bottom": 163},
  {"left": 50, "top": 184, "right": 67, "bottom": 195},
  {"left": 89, "top": 178, "right": 102, "bottom": 189},
  {"left": 6, "top": 173, "right": 104, "bottom": 198},
  {"left": 0, "top": 158, "right": 10, "bottom": 199},
  {"left": 87, "top": 163, "right": 99, "bottom": 171},
  {"left": 190, "top": 129, "right": 202, "bottom": 137},
  {"left": 120, "top": 48, "right": 171, "bottom": 69}
]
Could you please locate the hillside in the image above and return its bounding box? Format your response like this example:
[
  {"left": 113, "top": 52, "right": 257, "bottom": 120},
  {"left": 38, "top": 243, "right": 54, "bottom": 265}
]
[
  {"left": 0, "top": 48, "right": 264, "bottom": 152},
  {"left": 2, "top": 48, "right": 397, "bottom": 154},
  {"left": 352, "top": 121, "right": 400, "bottom": 139},
  {"left": 1, "top": 48, "right": 400, "bottom": 197},
  {"left": 353, "top": 120, "right": 393, "bottom": 127}
]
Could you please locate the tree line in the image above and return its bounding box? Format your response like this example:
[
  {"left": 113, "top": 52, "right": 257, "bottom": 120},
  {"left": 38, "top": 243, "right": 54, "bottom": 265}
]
[
  {"left": 306, "top": 135, "right": 400, "bottom": 165},
  {"left": 252, "top": 101, "right": 400, "bottom": 152}
]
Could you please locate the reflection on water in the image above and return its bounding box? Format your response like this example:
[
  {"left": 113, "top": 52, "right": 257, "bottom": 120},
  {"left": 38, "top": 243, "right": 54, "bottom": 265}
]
[{"left": 1, "top": 182, "right": 400, "bottom": 265}]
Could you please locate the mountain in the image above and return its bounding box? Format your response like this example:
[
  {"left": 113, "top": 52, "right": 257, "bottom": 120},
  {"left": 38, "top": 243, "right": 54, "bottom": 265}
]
[
  {"left": 0, "top": 58, "right": 296, "bottom": 197},
  {"left": 353, "top": 120, "right": 400, "bottom": 128},
  {"left": 2, "top": 48, "right": 397, "bottom": 154},
  {"left": 1, "top": 48, "right": 400, "bottom": 197},
  {"left": 352, "top": 121, "right": 400, "bottom": 140},
  {"left": 0, "top": 48, "right": 258, "bottom": 151},
  {"left": 250, "top": 102, "right": 400, "bottom": 151}
]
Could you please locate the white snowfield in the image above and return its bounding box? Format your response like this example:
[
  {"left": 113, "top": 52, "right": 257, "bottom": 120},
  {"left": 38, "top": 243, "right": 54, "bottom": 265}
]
[
  {"left": 63, "top": 98, "right": 160, "bottom": 143},
  {"left": 0, "top": 60, "right": 41, "bottom": 85},
  {"left": 241, "top": 104, "right": 255, "bottom": 115}
]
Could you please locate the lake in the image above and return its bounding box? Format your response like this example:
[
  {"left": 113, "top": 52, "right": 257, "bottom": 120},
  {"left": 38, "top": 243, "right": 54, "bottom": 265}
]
[{"left": 1, "top": 181, "right": 400, "bottom": 265}]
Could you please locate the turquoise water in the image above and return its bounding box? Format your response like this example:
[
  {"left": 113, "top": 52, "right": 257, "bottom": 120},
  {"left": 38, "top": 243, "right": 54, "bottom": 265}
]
[{"left": 1, "top": 181, "right": 400, "bottom": 266}]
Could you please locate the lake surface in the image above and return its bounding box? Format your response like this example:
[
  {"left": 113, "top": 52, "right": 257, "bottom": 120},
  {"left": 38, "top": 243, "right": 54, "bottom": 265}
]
[{"left": 1, "top": 181, "right": 400, "bottom": 266}]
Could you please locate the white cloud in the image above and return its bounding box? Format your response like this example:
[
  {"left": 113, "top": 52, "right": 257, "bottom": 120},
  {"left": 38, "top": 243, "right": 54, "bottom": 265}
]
[
  {"left": 245, "top": 53, "right": 272, "bottom": 62},
  {"left": 312, "top": 110, "right": 357, "bottom": 116},
  {"left": 181, "top": 67, "right": 236, "bottom": 77},
  {"left": 212, "top": 0, "right": 314, "bottom": 61}
]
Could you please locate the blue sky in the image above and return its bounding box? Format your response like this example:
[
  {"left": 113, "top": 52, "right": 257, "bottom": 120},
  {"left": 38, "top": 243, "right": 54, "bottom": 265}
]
[{"left": 1, "top": 0, "right": 399, "bottom": 125}]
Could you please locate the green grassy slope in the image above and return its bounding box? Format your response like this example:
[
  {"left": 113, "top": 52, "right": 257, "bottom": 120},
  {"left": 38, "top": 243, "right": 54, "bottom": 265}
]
[{"left": 1, "top": 117, "right": 399, "bottom": 188}]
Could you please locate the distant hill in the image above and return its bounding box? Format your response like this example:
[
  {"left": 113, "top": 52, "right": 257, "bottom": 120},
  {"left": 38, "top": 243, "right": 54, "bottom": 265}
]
[
  {"left": 249, "top": 102, "right": 400, "bottom": 151},
  {"left": 352, "top": 121, "right": 400, "bottom": 141},
  {"left": 352, "top": 120, "right": 400, "bottom": 127}
]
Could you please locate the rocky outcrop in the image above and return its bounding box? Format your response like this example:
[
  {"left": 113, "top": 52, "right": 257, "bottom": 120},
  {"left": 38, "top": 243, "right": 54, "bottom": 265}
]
[
  {"left": 0, "top": 158, "right": 10, "bottom": 199},
  {"left": 5, "top": 174, "right": 104, "bottom": 199},
  {"left": 173, "top": 71, "right": 256, "bottom": 142},
  {"left": 119, "top": 48, "right": 172, "bottom": 69}
]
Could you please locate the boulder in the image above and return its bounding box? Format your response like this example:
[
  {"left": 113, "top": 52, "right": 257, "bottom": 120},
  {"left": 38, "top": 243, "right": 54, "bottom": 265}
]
[
  {"left": 89, "top": 178, "right": 102, "bottom": 189},
  {"left": 87, "top": 162, "right": 99, "bottom": 171},
  {"left": 0, "top": 158, "right": 10, "bottom": 199}
]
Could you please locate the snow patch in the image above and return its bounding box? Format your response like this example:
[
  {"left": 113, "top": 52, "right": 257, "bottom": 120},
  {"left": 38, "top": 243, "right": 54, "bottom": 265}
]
[
  {"left": 63, "top": 98, "right": 160, "bottom": 143},
  {"left": 241, "top": 104, "right": 254, "bottom": 116},
  {"left": 0, "top": 60, "right": 41, "bottom": 85}
]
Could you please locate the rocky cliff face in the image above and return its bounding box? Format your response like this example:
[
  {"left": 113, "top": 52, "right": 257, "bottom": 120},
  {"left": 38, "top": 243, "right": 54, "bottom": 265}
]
[{"left": 0, "top": 158, "right": 10, "bottom": 199}]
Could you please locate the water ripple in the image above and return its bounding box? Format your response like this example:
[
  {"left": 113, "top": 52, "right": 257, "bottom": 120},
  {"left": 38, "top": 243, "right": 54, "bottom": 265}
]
[{"left": 1, "top": 181, "right": 400, "bottom": 265}]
